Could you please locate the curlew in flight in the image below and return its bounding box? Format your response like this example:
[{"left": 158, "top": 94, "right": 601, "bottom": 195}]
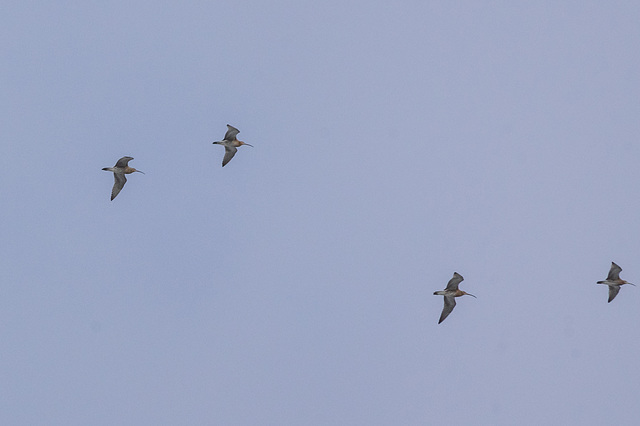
[
  {"left": 102, "top": 156, "right": 144, "bottom": 200},
  {"left": 434, "top": 272, "right": 476, "bottom": 324}
]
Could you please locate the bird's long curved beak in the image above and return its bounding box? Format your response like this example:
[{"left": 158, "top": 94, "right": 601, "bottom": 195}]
[
  {"left": 467, "top": 293, "right": 477, "bottom": 298},
  {"left": 627, "top": 282, "right": 636, "bottom": 286},
  {"left": 243, "top": 143, "right": 254, "bottom": 147},
  {"left": 136, "top": 170, "right": 145, "bottom": 174}
]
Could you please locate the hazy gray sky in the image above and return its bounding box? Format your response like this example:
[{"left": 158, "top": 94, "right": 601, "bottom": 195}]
[{"left": 2, "top": 1, "right": 640, "bottom": 424}]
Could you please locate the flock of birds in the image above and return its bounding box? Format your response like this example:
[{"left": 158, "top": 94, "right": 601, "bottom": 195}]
[
  {"left": 433, "top": 262, "right": 634, "bottom": 323},
  {"left": 102, "top": 125, "right": 635, "bottom": 324},
  {"left": 101, "top": 124, "right": 250, "bottom": 200}
]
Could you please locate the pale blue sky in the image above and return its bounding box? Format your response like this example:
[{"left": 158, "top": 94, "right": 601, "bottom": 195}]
[{"left": 2, "top": 1, "right": 640, "bottom": 425}]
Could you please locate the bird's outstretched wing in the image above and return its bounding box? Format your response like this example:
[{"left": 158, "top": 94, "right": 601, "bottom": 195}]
[
  {"left": 438, "top": 296, "right": 456, "bottom": 324},
  {"left": 111, "top": 173, "right": 127, "bottom": 200},
  {"left": 445, "top": 272, "right": 464, "bottom": 291},
  {"left": 224, "top": 125, "right": 240, "bottom": 141},
  {"left": 115, "top": 156, "right": 133, "bottom": 168},
  {"left": 608, "top": 286, "right": 621, "bottom": 303},
  {"left": 222, "top": 145, "right": 238, "bottom": 167},
  {"left": 606, "top": 262, "right": 622, "bottom": 281}
]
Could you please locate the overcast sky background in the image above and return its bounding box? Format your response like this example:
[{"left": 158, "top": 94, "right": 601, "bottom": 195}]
[{"left": 2, "top": 1, "right": 640, "bottom": 425}]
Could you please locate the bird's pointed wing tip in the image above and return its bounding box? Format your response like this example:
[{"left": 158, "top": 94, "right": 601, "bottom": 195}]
[
  {"left": 223, "top": 125, "right": 240, "bottom": 140},
  {"left": 438, "top": 297, "right": 456, "bottom": 323}
]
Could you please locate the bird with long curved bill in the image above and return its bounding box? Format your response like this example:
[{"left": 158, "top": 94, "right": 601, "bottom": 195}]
[
  {"left": 102, "top": 156, "right": 144, "bottom": 200},
  {"left": 212, "top": 124, "right": 253, "bottom": 167},
  {"left": 597, "top": 262, "right": 635, "bottom": 303},
  {"left": 433, "top": 272, "right": 476, "bottom": 324}
]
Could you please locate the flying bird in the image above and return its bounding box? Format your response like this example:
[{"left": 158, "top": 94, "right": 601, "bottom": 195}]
[
  {"left": 212, "top": 124, "right": 253, "bottom": 167},
  {"left": 433, "top": 272, "right": 476, "bottom": 324},
  {"left": 102, "top": 156, "right": 144, "bottom": 200},
  {"left": 597, "top": 262, "right": 635, "bottom": 303}
]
